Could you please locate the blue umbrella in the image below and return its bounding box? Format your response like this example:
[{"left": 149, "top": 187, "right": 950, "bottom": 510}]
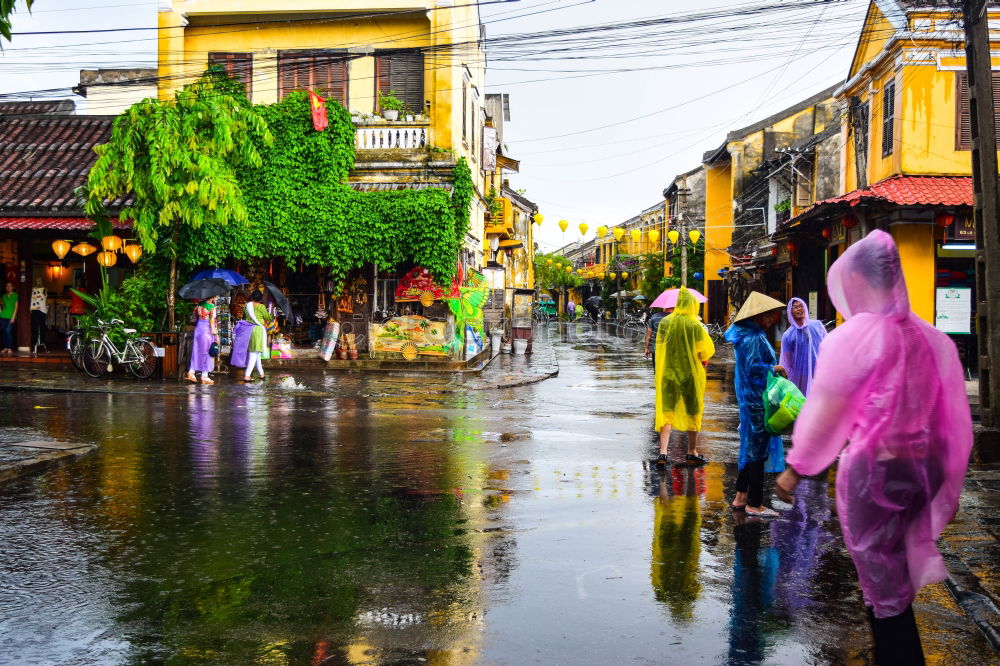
[{"left": 191, "top": 268, "right": 248, "bottom": 286}]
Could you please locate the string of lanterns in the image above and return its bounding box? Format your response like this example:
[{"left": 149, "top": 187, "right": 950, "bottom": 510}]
[{"left": 51, "top": 233, "right": 143, "bottom": 267}]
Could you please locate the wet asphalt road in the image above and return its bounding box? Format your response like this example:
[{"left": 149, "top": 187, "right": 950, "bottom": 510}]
[{"left": 0, "top": 322, "right": 994, "bottom": 665}]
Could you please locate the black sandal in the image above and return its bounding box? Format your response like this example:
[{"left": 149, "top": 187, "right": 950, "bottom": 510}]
[
  {"left": 684, "top": 454, "right": 707, "bottom": 465},
  {"left": 655, "top": 454, "right": 669, "bottom": 467}
]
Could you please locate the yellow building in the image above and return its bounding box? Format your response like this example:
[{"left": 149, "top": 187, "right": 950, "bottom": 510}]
[
  {"left": 784, "top": 0, "right": 982, "bottom": 367},
  {"left": 157, "top": 0, "right": 505, "bottom": 268}
]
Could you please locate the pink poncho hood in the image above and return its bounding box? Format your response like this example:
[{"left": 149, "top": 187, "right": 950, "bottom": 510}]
[{"left": 787, "top": 230, "right": 973, "bottom": 618}]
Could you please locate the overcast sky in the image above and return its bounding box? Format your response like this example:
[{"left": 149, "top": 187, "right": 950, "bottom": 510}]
[{"left": 0, "top": 0, "right": 868, "bottom": 254}]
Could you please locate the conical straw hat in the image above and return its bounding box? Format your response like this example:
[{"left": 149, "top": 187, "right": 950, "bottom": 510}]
[{"left": 733, "top": 291, "right": 786, "bottom": 322}]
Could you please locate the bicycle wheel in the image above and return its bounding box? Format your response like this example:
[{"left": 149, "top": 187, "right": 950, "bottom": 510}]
[
  {"left": 126, "top": 339, "right": 157, "bottom": 379},
  {"left": 82, "top": 340, "right": 111, "bottom": 378},
  {"left": 67, "top": 331, "right": 85, "bottom": 372}
]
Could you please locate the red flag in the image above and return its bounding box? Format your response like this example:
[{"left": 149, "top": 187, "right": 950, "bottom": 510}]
[{"left": 308, "top": 90, "right": 328, "bottom": 131}]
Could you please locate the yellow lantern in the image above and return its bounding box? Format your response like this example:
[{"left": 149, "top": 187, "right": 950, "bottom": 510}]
[
  {"left": 579, "top": 223, "right": 588, "bottom": 236},
  {"left": 621, "top": 271, "right": 629, "bottom": 280},
  {"left": 101, "top": 235, "right": 123, "bottom": 252},
  {"left": 96, "top": 251, "right": 117, "bottom": 267},
  {"left": 689, "top": 229, "right": 701, "bottom": 244},
  {"left": 123, "top": 243, "right": 143, "bottom": 263},
  {"left": 596, "top": 225, "right": 608, "bottom": 239},
  {"left": 52, "top": 239, "right": 71, "bottom": 260},
  {"left": 558, "top": 220, "right": 568, "bottom": 233},
  {"left": 533, "top": 213, "right": 544, "bottom": 226},
  {"left": 629, "top": 229, "right": 641, "bottom": 244},
  {"left": 546, "top": 258, "right": 553, "bottom": 265},
  {"left": 565, "top": 265, "right": 572, "bottom": 273},
  {"left": 609, "top": 272, "right": 617, "bottom": 280},
  {"left": 668, "top": 229, "right": 680, "bottom": 245},
  {"left": 648, "top": 229, "right": 660, "bottom": 245},
  {"left": 555, "top": 261, "right": 562, "bottom": 268},
  {"left": 612, "top": 227, "right": 625, "bottom": 242},
  {"left": 72, "top": 242, "right": 97, "bottom": 257}
]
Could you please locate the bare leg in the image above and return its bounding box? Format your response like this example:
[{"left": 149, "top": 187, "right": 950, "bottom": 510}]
[
  {"left": 658, "top": 424, "right": 672, "bottom": 456},
  {"left": 686, "top": 431, "right": 699, "bottom": 457},
  {"left": 733, "top": 491, "right": 748, "bottom": 508}
]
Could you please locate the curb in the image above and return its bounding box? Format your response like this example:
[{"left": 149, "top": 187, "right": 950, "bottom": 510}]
[
  {"left": 0, "top": 445, "right": 97, "bottom": 485},
  {"left": 942, "top": 544, "right": 1000, "bottom": 654}
]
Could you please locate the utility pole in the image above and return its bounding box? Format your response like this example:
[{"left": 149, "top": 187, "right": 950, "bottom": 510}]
[
  {"left": 963, "top": 0, "right": 1000, "bottom": 455},
  {"left": 678, "top": 181, "right": 691, "bottom": 287}
]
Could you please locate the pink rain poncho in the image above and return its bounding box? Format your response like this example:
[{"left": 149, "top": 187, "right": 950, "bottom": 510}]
[
  {"left": 779, "top": 297, "right": 827, "bottom": 396},
  {"left": 786, "top": 230, "right": 972, "bottom": 619}
]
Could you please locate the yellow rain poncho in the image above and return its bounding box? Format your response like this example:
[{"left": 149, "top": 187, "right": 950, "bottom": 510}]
[{"left": 654, "top": 288, "right": 716, "bottom": 431}]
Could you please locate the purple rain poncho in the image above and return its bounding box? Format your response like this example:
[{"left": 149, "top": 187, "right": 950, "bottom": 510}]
[
  {"left": 779, "top": 297, "right": 827, "bottom": 396},
  {"left": 786, "top": 230, "right": 972, "bottom": 619},
  {"left": 229, "top": 320, "right": 254, "bottom": 369},
  {"left": 724, "top": 320, "right": 784, "bottom": 473}
]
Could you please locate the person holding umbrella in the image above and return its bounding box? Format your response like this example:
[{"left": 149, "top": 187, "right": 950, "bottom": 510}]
[
  {"left": 724, "top": 291, "right": 786, "bottom": 517},
  {"left": 186, "top": 296, "right": 219, "bottom": 384}
]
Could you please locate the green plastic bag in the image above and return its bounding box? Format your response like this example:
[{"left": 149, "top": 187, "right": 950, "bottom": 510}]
[{"left": 763, "top": 373, "right": 806, "bottom": 435}]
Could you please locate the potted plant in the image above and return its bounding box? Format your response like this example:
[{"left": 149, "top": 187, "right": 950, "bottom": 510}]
[
  {"left": 404, "top": 104, "right": 415, "bottom": 122},
  {"left": 378, "top": 89, "right": 405, "bottom": 121}
]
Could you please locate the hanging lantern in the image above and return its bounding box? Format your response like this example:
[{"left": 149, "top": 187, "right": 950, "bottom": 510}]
[
  {"left": 49, "top": 264, "right": 64, "bottom": 279},
  {"left": 935, "top": 211, "right": 955, "bottom": 228},
  {"left": 52, "top": 239, "right": 71, "bottom": 260},
  {"left": 123, "top": 243, "right": 143, "bottom": 263},
  {"left": 546, "top": 258, "right": 553, "bottom": 265},
  {"left": 668, "top": 229, "right": 680, "bottom": 244},
  {"left": 558, "top": 220, "right": 568, "bottom": 233},
  {"left": 609, "top": 272, "right": 617, "bottom": 280},
  {"left": 841, "top": 213, "right": 859, "bottom": 229},
  {"left": 629, "top": 229, "right": 641, "bottom": 243},
  {"left": 787, "top": 240, "right": 798, "bottom": 254},
  {"left": 597, "top": 225, "right": 609, "bottom": 239},
  {"left": 555, "top": 261, "right": 562, "bottom": 268},
  {"left": 579, "top": 223, "right": 589, "bottom": 236},
  {"left": 72, "top": 242, "right": 97, "bottom": 257},
  {"left": 648, "top": 229, "right": 660, "bottom": 246},
  {"left": 565, "top": 265, "right": 572, "bottom": 273},
  {"left": 612, "top": 227, "right": 625, "bottom": 242},
  {"left": 533, "top": 213, "right": 544, "bottom": 226},
  {"left": 621, "top": 271, "right": 629, "bottom": 280},
  {"left": 101, "top": 235, "right": 123, "bottom": 252},
  {"left": 821, "top": 227, "right": 832, "bottom": 240},
  {"left": 688, "top": 229, "right": 701, "bottom": 244},
  {"left": 96, "top": 251, "right": 117, "bottom": 267}
]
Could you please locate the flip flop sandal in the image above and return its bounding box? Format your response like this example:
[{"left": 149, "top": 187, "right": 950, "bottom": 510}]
[
  {"left": 731, "top": 504, "right": 747, "bottom": 511},
  {"left": 685, "top": 454, "right": 707, "bottom": 464},
  {"left": 654, "top": 454, "right": 669, "bottom": 467},
  {"left": 746, "top": 508, "right": 779, "bottom": 518}
]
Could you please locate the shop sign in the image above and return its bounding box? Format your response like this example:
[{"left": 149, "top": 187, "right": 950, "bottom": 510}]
[
  {"left": 830, "top": 222, "right": 846, "bottom": 243},
  {"left": 935, "top": 287, "right": 972, "bottom": 334},
  {"left": 947, "top": 216, "right": 976, "bottom": 241},
  {"left": 775, "top": 243, "right": 791, "bottom": 264}
]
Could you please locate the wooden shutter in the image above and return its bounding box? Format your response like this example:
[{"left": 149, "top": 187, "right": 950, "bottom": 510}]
[
  {"left": 955, "top": 71, "right": 1000, "bottom": 150},
  {"left": 881, "top": 80, "right": 895, "bottom": 157},
  {"left": 278, "top": 51, "right": 348, "bottom": 105},
  {"left": 794, "top": 155, "right": 814, "bottom": 207},
  {"left": 208, "top": 52, "right": 253, "bottom": 98},
  {"left": 375, "top": 51, "right": 423, "bottom": 113},
  {"left": 462, "top": 84, "right": 467, "bottom": 141}
]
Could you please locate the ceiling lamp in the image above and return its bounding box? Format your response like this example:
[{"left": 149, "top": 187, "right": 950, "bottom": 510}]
[
  {"left": 101, "top": 235, "right": 123, "bottom": 252},
  {"left": 96, "top": 251, "right": 117, "bottom": 267},
  {"left": 72, "top": 242, "right": 97, "bottom": 257},
  {"left": 123, "top": 244, "right": 143, "bottom": 263},
  {"left": 52, "top": 239, "right": 71, "bottom": 260}
]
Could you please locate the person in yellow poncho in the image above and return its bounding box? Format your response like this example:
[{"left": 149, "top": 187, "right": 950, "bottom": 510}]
[{"left": 654, "top": 287, "right": 715, "bottom": 467}]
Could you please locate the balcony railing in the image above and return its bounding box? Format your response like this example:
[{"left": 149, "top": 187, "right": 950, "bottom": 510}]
[{"left": 355, "top": 119, "right": 430, "bottom": 150}]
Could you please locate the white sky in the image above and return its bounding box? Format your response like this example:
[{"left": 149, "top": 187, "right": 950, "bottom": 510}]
[{"left": 0, "top": 0, "right": 869, "bottom": 254}]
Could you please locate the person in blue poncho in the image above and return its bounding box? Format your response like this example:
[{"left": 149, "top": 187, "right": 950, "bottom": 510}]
[
  {"left": 779, "top": 297, "right": 827, "bottom": 396},
  {"left": 724, "top": 292, "right": 787, "bottom": 517}
]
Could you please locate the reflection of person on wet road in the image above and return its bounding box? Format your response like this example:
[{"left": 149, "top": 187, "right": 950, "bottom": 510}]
[
  {"left": 776, "top": 230, "right": 973, "bottom": 666},
  {"left": 724, "top": 292, "right": 786, "bottom": 517},
  {"left": 779, "top": 297, "right": 826, "bottom": 396},
  {"left": 654, "top": 288, "right": 715, "bottom": 467},
  {"left": 728, "top": 514, "right": 778, "bottom": 665},
  {"left": 651, "top": 466, "right": 703, "bottom": 621}
]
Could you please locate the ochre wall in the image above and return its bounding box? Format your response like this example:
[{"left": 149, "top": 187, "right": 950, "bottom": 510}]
[
  {"left": 703, "top": 162, "right": 733, "bottom": 318},
  {"left": 891, "top": 223, "right": 935, "bottom": 323}
]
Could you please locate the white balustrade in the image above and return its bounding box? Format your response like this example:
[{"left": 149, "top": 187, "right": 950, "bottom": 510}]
[{"left": 355, "top": 124, "right": 428, "bottom": 150}]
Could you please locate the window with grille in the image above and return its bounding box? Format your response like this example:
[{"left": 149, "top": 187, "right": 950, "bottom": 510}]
[
  {"left": 462, "top": 84, "right": 467, "bottom": 142},
  {"left": 208, "top": 52, "right": 253, "bottom": 98},
  {"left": 278, "top": 50, "right": 348, "bottom": 105},
  {"left": 956, "top": 71, "right": 1000, "bottom": 150},
  {"left": 374, "top": 50, "right": 424, "bottom": 114},
  {"left": 881, "top": 80, "right": 895, "bottom": 157}
]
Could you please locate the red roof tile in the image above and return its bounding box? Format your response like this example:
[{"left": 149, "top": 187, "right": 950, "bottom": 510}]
[
  {"left": 0, "top": 217, "right": 130, "bottom": 230},
  {"left": 815, "top": 175, "right": 973, "bottom": 208},
  {"left": 0, "top": 100, "right": 75, "bottom": 117}
]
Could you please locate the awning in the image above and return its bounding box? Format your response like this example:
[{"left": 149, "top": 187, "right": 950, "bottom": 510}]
[
  {"left": 497, "top": 154, "right": 520, "bottom": 172},
  {"left": 0, "top": 216, "right": 129, "bottom": 230}
]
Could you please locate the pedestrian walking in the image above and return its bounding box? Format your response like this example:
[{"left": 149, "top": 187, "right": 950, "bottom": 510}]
[
  {"left": 0, "top": 281, "right": 18, "bottom": 355},
  {"left": 242, "top": 290, "right": 272, "bottom": 382},
  {"left": 775, "top": 230, "right": 972, "bottom": 665},
  {"left": 186, "top": 296, "right": 219, "bottom": 385},
  {"left": 654, "top": 288, "right": 715, "bottom": 466},
  {"left": 567, "top": 299, "right": 576, "bottom": 320},
  {"left": 643, "top": 306, "right": 672, "bottom": 365},
  {"left": 779, "top": 297, "right": 827, "bottom": 396},
  {"left": 724, "top": 291, "right": 786, "bottom": 517}
]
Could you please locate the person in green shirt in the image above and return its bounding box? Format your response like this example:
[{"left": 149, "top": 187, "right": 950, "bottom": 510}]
[
  {"left": 242, "top": 290, "right": 273, "bottom": 382},
  {"left": 0, "top": 282, "right": 18, "bottom": 355}
]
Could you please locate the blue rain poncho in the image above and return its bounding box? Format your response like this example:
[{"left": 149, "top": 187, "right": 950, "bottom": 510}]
[
  {"left": 779, "top": 297, "right": 827, "bottom": 396},
  {"left": 724, "top": 320, "right": 784, "bottom": 472}
]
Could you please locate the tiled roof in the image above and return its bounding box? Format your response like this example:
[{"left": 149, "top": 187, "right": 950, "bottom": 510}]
[
  {"left": 347, "top": 181, "right": 453, "bottom": 192},
  {"left": 0, "top": 100, "right": 75, "bottom": 117},
  {"left": 0, "top": 217, "right": 130, "bottom": 230},
  {"left": 0, "top": 114, "right": 129, "bottom": 214},
  {"left": 815, "top": 175, "right": 973, "bottom": 208}
]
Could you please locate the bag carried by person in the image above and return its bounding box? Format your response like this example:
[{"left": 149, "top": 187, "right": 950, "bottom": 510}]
[
  {"left": 208, "top": 342, "right": 220, "bottom": 357},
  {"left": 763, "top": 373, "right": 806, "bottom": 434}
]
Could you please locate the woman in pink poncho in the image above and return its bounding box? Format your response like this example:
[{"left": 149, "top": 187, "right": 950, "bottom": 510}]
[{"left": 776, "top": 230, "right": 972, "bottom": 664}]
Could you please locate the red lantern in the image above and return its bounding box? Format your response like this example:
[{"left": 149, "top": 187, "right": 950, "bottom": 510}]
[
  {"left": 841, "top": 213, "right": 859, "bottom": 229},
  {"left": 821, "top": 227, "right": 831, "bottom": 240},
  {"left": 934, "top": 211, "right": 955, "bottom": 228},
  {"left": 787, "top": 240, "right": 798, "bottom": 254}
]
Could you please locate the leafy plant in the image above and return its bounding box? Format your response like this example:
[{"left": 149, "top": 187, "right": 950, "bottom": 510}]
[
  {"left": 774, "top": 198, "right": 791, "bottom": 214},
  {"left": 377, "top": 90, "right": 405, "bottom": 112},
  {"left": 0, "top": 0, "right": 32, "bottom": 43},
  {"left": 533, "top": 252, "right": 583, "bottom": 291}
]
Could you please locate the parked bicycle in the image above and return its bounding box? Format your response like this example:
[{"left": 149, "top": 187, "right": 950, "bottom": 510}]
[
  {"left": 65, "top": 327, "right": 87, "bottom": 372},
  {"left": 81, "top": 319, "right": 157, "bottom": 379},
  {"left": 616, "top": 313, "right": 647, "bottom": 341}
]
